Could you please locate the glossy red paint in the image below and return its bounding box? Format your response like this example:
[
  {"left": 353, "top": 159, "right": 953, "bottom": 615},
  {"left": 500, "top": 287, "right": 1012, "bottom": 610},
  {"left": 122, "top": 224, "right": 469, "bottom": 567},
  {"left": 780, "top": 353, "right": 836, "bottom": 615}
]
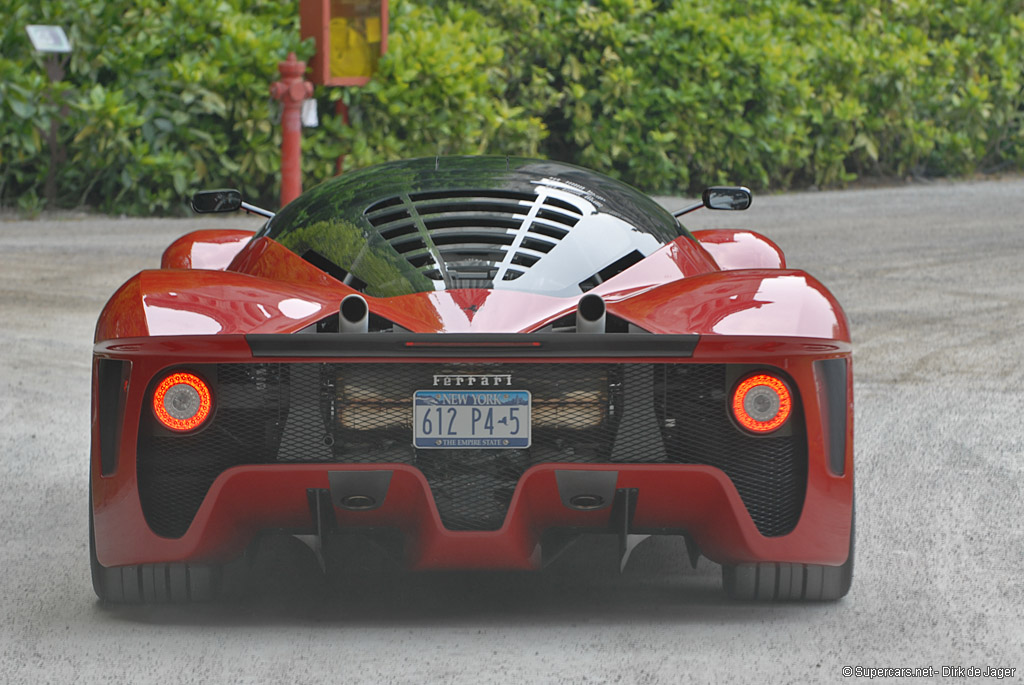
[
  {"left": 94, "top": 277, "right": 147, "bottom": 340},
  {"left": 98, "top": 267, "right": 846, "bottom": 340},
  {"left": 100, "top": 234, "right": 845, "bottom": 340},
  {"left": 161, "top": 230, "right": 255, "bottom": 270},
  {"left": 228, "top": 236, "right": 342, "bottom": 290},
  {"left": 91, "top": 335, "right": 853, "bottom": 570},
  {"left": 584, "top": 236, "right": 718, "bottom": 300},
  {"left": 97, "top": 269, "right": 338, "bottom": 339},
  {"left": 693, "top": 229, "right": 786, "bottom": 270},
  {"left": 607, "top": 270, "right": 850, "bottom": 340}
]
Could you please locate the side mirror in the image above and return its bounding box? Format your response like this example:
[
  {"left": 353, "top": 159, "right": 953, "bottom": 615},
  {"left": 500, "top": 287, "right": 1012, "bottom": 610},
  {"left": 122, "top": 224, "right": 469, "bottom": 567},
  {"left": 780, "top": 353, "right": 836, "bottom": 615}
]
[
  {"left": 191, "top": 189, "right": 242, "bottom": 214},
  {"left": 702, "top": 186, "right": 752, "bottom": 211}
]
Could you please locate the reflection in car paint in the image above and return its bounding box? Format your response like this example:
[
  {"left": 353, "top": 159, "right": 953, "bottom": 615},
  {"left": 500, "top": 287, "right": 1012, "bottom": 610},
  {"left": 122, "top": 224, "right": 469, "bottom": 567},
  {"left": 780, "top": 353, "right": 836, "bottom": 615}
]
[
  {"left": 144, "top": 305, "right": 223, "bottom": 335},
  {"left": 278, "top": 298, "right": 323, "bottom": 320},
  {"left": 710, "top": 275, "right": 838, "bottom": 339}
]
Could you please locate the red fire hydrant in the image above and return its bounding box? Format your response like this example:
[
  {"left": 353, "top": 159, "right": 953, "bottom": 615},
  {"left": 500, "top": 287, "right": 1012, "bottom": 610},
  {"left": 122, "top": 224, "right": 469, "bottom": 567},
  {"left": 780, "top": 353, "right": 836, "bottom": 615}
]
[{"left": 270, "top": 53, "right": 313, "bottom": 207}]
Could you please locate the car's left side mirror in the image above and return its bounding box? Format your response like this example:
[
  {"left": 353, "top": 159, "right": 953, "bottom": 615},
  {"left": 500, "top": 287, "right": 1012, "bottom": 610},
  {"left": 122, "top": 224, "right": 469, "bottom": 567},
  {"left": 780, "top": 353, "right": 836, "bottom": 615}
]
[
  {"left": 702, "top": 186, "right": 752, "bottom": 211},
  {"left": 191, "top": 189, "right": 242, "bottom": 214}
]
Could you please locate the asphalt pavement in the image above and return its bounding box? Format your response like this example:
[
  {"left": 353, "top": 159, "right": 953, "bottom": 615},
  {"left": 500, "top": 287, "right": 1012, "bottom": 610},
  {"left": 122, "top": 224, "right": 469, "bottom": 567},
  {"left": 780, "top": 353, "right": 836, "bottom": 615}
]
[{"left": 0, "top": 178, "right": 1021, "bottom": 683}]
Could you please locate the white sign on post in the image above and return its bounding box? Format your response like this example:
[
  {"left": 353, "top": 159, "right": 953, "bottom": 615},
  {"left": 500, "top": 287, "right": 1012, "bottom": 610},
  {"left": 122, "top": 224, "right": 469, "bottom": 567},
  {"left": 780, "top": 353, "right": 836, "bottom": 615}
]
[
  {"left": 301, "top": 98, "right": 319, "bottom": 128},
  {"left": 26, "top": 25, "right": 71, "bottom": 53}
]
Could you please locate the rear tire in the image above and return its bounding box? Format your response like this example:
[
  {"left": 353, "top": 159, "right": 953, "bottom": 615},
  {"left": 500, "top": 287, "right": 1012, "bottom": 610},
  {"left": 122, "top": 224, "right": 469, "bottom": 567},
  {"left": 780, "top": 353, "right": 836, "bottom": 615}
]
[
  {"left": 722, "top": 503, "right": 854, "bottom": 601},
  {"left": 90, "top": 490, "right": 220, "bottom": 604}
]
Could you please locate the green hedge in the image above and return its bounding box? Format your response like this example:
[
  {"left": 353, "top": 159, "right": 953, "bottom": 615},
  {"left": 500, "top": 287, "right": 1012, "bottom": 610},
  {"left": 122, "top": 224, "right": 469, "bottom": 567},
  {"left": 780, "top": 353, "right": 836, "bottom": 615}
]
[
  {"left": 1, "top": 1, "right": 316, "bottom": 213},
  {"left": 2, "top": 0, "right": 1023, "bottom": 214},
  {"left": 471, "top": 0, "right": 1024, "bottom": 190}
]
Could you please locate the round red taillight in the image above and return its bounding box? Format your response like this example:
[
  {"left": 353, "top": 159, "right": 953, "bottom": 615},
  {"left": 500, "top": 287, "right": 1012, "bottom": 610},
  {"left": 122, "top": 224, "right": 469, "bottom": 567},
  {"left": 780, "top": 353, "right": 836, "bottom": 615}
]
[
  {"left": 731, "top": 373, "right": 792, "bottom": 434},
  {"left": 153, "top": 372, "right": 212, "bottom": 432}
]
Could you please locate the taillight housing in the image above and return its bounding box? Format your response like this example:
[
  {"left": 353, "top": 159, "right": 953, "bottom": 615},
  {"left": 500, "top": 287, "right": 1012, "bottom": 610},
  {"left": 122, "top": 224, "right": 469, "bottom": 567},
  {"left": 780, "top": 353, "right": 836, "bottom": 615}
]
[
  {"left": 731, "top": 373, "right": 792, "bottom": 434},
  {"left": 152, "top": 372, "right": 212, "bottom": 432}
]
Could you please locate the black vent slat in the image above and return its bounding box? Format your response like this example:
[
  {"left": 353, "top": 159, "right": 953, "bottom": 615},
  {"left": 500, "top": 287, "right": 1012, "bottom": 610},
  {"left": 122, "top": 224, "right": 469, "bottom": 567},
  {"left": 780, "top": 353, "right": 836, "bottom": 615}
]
[
  {"left": 423, "top": 217, "right": 522, "bottom": 232},
  {"left": 520, "top": 237, "right": 556, "bottom": 254},
  {"left": 408, "top": 248, "right": 511, "bottom": 266},
  {"left": 529, "top": 224, "right": 569, "bottom": 240},
  {"left": 579, "top": 250, "right": 645, "bottom": 291},
  {"left": 416, "top": 201, "right": 531, "bottom": 216},
  {"left": 535, "top": 210, "right": 577, "bottom": 229},
  {"left": 526, "top": 218, "right": 574, "bottom": 236},
  {"left": 544, "top": 196, "right": 584, "bottom": 215},
  {"left": 598, "top": 250, "right": 644, "bottom": 280},
  {"left": 366, "top": 208, "right": 411, "bottom": 227},
  {"left": 406, "top": 253, "right": 434, "bottom": 268},
  {"left": 301, "top": 249, "right": 367, "bottom": 291},
  {"left": 377, "top": 223, "right": 418, "bottom": 240},
  {"left": 365, "top": 196, "right": 405, "bottom": 213},
  {"left": 137, "top": 362, "right": 806, "bottom": 537},
  {"left": 511, "top": 253, "right": 540, "bottom": 267},
  {"left": 409, "top": 189, "right": 536, "bottom": 203},
  {"left": 438, "top": 253, "right": 507, "bottom": 264},
  {"left": 389, "top": 238, "right": 427, "bottom": 255},
  {"left": 432, "top": 233, "right": 515, "bottom": 246}
]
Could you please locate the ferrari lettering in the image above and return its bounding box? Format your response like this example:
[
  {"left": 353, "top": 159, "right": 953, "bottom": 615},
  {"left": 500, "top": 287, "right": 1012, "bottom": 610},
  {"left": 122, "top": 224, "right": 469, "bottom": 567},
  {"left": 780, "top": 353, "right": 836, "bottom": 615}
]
[{"left": 433, "top": 374, "right": 512, "bottom": 387}]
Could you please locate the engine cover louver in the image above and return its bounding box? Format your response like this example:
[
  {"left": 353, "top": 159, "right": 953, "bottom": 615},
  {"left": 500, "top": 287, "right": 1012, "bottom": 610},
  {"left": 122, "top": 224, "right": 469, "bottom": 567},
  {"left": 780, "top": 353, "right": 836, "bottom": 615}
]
[{"left": 364, "top": 190, "right": 583, "bottom": 290}]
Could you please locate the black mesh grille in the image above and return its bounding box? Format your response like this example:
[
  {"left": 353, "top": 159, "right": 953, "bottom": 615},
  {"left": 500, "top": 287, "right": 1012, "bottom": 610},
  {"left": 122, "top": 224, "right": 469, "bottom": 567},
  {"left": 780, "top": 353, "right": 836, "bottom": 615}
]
[{"left": 137, "top": 363, "right": 807, "bottom": 538}]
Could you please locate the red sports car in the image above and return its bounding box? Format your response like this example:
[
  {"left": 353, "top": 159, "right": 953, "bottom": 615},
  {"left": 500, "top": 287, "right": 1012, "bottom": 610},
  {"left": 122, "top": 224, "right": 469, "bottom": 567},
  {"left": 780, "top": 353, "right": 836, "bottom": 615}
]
[{"left": 90, "top": 157, "right": 853, "bottom": 603}]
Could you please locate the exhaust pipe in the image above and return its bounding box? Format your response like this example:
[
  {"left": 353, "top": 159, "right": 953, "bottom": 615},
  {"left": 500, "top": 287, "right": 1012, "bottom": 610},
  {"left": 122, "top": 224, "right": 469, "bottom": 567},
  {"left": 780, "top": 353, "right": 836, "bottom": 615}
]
[
  {"left": 577, "top": 293, "right": 606, "bottom": 333},
  {"left": 340, "top": 294, "right": 369, "bottom": 333}
]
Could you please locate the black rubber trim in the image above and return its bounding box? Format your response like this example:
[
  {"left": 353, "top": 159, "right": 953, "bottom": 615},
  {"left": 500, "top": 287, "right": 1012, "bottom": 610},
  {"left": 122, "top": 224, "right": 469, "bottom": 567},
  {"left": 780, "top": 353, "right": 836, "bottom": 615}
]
[
  {"left": 246, "top": 333, "right": 699, "bottom": 358},
  {"left": 815, "top": 358, "right": 848, "bottom": 476},
  {"left": 97, "top": 359, "right": 130, "bottom": 476}
]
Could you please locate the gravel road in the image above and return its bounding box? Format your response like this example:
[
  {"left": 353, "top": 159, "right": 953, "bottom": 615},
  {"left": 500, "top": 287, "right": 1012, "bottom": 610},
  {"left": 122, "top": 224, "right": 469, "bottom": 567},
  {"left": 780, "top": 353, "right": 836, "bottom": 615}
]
[{"left": 1, "top": 178, "right": 1021, "bottom": 684}]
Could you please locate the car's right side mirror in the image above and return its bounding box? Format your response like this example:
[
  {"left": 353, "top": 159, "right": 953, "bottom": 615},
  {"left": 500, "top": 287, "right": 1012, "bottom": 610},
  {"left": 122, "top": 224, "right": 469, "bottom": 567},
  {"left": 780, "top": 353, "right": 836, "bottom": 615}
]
[{"left": 703, "top": 186, "right": 752, "bottom": 211}]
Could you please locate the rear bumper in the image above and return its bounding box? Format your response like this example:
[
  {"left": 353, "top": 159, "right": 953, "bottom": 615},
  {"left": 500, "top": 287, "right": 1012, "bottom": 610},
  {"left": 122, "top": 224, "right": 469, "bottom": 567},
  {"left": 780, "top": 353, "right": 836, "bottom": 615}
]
[
  {"left": 91, "top": 333, "right": 853, "bottom": 571},
  {"left": 92, "top": 462, "right": 853, "bottom": 570}
]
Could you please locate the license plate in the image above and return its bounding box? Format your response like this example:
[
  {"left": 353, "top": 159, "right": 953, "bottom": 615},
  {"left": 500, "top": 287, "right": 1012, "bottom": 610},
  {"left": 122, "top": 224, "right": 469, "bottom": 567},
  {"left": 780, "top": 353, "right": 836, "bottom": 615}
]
[{"left": 413, "top": 390, "right": 531, "bottom": 449}]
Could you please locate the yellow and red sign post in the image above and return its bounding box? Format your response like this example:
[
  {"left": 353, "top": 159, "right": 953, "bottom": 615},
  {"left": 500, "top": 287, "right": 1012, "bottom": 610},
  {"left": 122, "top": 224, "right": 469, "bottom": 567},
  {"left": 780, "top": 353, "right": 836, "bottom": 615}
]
[
  {"left": 302, "top": 0, "right": 389, "bottom": 175},
  {"left": 301, "top": 0, "right": 389, "bottom": 87},
  {"left": 271, "top": 1, "right": 389, "bottom": 207}
]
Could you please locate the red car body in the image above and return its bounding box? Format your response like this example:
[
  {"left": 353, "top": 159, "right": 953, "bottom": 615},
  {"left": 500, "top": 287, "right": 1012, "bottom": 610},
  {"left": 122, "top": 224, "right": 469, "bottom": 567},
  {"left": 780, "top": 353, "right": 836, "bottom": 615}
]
[{"left": 90, "top": 157, "right": 853, "bottom": 602}]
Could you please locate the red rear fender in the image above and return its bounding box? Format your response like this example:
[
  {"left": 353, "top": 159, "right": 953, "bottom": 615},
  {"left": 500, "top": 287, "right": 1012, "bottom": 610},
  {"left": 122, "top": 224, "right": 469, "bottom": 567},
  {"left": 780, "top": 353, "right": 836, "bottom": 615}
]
[
  {"left": 608, "top": 269, "right": 850, "bottom": 340},
  {"left": 693, "top": 229, "right": 786, "bottom": 271},
  {"left": 161, "top": 230, "right": 256, "bottom": 270}
]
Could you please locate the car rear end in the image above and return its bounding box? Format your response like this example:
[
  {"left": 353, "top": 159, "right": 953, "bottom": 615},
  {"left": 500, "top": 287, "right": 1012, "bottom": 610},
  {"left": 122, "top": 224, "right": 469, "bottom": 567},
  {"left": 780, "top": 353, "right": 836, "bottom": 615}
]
[{"left": 91, "top": 331, "right": 852, "bottom": 592}]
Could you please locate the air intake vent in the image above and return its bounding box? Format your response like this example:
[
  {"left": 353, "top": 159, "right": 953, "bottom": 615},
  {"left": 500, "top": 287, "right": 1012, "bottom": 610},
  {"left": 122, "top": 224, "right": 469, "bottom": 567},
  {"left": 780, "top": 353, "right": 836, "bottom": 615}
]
[
  {"left": 301, "top": 249, "right": 368, "bottom": 292},
  {"left": 364, "top": 190, "right": 583, "bottom": 289},
  {"left": 578, "top": 250, "right": 645, "bottom": 292}
]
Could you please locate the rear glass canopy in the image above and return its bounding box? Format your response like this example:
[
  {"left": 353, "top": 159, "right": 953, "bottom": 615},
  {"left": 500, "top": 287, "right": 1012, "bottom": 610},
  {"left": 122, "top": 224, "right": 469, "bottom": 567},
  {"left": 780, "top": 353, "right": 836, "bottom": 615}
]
[{"left": 256, "top": 156, "right": 688, "bottom": 298}]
